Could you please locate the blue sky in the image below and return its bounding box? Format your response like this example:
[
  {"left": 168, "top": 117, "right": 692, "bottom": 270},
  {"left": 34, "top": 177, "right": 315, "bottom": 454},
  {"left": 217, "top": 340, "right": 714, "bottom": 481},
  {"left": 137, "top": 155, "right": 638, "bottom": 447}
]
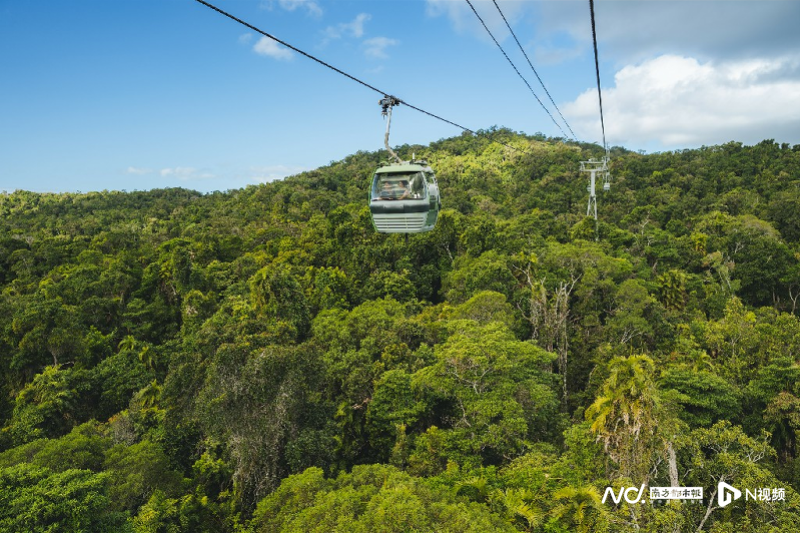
[{"left": 2, "top": 0, "right": 799, "bottom": 193}]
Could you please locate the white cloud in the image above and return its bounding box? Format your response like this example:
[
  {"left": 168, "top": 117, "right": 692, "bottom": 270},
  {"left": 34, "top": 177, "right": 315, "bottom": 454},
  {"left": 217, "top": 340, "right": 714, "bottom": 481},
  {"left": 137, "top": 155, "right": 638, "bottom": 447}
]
[
  {"left": 425, "top": 0, "right": 523, "bottom": 43},
  {"left": 425, "top": 0, "right": 469, "bottom": 28},
  {"left": 253, "top": 37, "right": 294, "bottom": 61},
  {"left": 322, "top": 13, "right": 371, "bottom": 43},
  {"left": 160, "top": 167, "right": 194, "bottom": 178},
  {"left": 344, "top": 13, "right": 370, "bottom": 38},
  {"left": 534, "top": 1, "right": 800, "bottom": 66},
  {"left": 426, "top": 1, "right": 800, "bottom": 69},
  {"left": 250, "top": 165, "right": 309, "bottom": 183},
  {"left": 126, "top": 166, "right": 152, "bottom": 175},
  {"left": 363, "top": 37, "right": 399, "bottom": 60},
  {"left": 562, "top": 55, "right": 800, "bottom": 149},
  {"left": 160, "top": 167, "right": 216, "bottom": 181},
  {"left": 262, "top": 0, "right": 322, "bottom": 17},
  {"left": 283, "top": 0, "right": 322, "bottom": 17},
  {"left": 239, "top": 33, "right": 253, "bottom": 45}
]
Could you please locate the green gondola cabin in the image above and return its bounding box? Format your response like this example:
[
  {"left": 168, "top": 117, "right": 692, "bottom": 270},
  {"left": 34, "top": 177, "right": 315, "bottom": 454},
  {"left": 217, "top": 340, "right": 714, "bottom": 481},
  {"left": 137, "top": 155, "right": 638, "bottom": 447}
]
[{"left": 369, "top": 160, "right": 440, "bottom": 233}]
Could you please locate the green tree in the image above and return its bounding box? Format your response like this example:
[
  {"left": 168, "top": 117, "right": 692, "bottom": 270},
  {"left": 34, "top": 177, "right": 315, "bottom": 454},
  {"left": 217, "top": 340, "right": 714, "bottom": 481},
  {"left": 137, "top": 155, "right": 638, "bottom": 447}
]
[
  {"left": 585, "top": 355, "right": 661, "bottom": 482},
  {"left": 250, "top": 464, "right": 517, "bottom": 533},
  {"left": 660, "top": 369, "right": 742, "bottom": 428},
  {"left": 250, "top": 263, "right": 311, "bottom": 342},
  {"left": 0, "top": 463, "right": 129, "bottom": 532},
  {"left": 197, "top": 342, "right": 323, "bottom": 510},
  {"left": 104, "top": 439, "right": 183, "bottom": 513},
  {"left": 3, "top": 365, "right": 79, "bottom": 445},
  {"left": 413, "top": 321, "right": 559, "bottom": 467},
  {"left": 550, "top": 485, "right": 609, "bottom": 533},
  {"left": 677, "top": 421, "right": 800, "bottom": 533}
]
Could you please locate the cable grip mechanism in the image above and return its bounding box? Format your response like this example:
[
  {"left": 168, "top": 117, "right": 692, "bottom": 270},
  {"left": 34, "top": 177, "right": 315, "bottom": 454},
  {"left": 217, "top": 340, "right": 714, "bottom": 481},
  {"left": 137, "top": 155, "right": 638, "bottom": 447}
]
[
  {"left": 380, "top": 95, "right": 401, "bottom": 116},
  {"left": 380, "top": 96, "right": 403, "bottom": 163}
]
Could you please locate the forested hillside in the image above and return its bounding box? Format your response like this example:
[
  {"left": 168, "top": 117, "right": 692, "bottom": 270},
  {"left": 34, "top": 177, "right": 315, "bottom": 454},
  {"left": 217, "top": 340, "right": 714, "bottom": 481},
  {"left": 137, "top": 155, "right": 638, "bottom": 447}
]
[{"left": 1, "top": 130, "right": 800, "bottom": 532}]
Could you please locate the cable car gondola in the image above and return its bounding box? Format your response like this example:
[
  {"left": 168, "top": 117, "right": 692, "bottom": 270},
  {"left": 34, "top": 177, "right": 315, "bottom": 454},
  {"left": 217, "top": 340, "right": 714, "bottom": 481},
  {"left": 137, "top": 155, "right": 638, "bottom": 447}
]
[
  {"left": 369, "top": 96, "right": 441, "bottom": 234},
  {"left": 369, "top": 159, "right": 440, "bottom": 233}
]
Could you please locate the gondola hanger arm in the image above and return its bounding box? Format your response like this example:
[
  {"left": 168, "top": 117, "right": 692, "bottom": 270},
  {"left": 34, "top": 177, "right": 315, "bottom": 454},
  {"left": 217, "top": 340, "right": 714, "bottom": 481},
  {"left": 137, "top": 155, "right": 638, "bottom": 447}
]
[{"left": 380, "top": 96, "right": 403, "bottom": 164}]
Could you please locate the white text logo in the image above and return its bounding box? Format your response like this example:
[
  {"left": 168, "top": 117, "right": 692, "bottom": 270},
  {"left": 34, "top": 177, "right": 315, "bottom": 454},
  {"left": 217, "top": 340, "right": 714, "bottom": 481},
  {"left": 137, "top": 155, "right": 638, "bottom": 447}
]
[
  {"left": 718, "top": 481, "right": 742, "bottom": 508},
  {"left": 602, "top": 484, "right": 646, "bottom": 504},
  {"left": 649, "top": 487, "right": 703, "bottom": 500}
]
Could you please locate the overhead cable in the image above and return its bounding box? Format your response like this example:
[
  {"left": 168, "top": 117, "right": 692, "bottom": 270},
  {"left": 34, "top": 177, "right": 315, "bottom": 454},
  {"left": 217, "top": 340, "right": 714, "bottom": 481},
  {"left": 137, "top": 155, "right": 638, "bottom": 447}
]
[
  {"left": 490, "top": 0, "right": 577, "bottom": 141},
  {"left": 588, "top": 0, "right": 609, "bottom": 157},
  {"left": 192, "top": 0, "right": 530, "bottom": 155},
  {"left": 464, "top": 0, "right": 569, "bottom": 140}
]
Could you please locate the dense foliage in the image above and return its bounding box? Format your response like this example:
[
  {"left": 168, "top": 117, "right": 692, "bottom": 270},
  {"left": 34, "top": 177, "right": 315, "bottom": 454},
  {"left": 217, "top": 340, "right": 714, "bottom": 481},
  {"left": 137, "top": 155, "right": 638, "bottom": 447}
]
[{"left": 1, "top": 130, "right": 800, "bottom": 531}]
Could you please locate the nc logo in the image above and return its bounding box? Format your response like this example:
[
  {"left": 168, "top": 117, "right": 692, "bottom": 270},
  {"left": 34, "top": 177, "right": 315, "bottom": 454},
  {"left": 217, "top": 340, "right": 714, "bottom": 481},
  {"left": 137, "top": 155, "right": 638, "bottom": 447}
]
[
  {"left": 602, "top": 484, "right": 646, "bottom": 504},
  {"left": 718, "top": 481, "right": 742, "bottom": 508}
]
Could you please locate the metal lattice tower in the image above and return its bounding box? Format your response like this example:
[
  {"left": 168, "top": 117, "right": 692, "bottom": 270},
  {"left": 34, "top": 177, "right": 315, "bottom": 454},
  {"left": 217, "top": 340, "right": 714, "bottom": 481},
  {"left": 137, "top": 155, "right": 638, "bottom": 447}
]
[{"left": 580, "top": 157, "right": 611, "bottom": 239}]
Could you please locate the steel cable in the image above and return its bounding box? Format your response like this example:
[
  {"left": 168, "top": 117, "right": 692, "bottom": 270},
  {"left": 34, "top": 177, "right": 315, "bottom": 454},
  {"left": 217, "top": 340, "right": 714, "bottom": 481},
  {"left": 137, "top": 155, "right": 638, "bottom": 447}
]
[
  {"left": 589, "top": 0, "right": 609, "bottom": 157},
  {"left": 464, "top": 0, "right": 569, "bottom": 140},
  {"left": 490, "top": 0, "right": 578, "bottom": 141},
  {"left": 192, "top": 0, "right": 531, "bottom": 155}
]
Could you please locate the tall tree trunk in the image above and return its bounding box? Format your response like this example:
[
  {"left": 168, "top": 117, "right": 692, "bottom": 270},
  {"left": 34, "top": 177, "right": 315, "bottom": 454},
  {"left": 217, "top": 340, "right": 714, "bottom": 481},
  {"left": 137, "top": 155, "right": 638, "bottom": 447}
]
[
  {"left": 668, "top": 441, "right": 679, "bottom": 487},
  {"left": 514, "top": 264, "right": 578, "bottom": 411}
]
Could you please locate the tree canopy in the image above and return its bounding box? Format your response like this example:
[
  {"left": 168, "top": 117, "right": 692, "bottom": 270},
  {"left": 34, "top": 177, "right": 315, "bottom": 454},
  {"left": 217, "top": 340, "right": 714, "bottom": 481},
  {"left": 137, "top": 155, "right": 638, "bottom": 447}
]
[{"left": 1, "top": 131, "right": 800, "bottom": 531}]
